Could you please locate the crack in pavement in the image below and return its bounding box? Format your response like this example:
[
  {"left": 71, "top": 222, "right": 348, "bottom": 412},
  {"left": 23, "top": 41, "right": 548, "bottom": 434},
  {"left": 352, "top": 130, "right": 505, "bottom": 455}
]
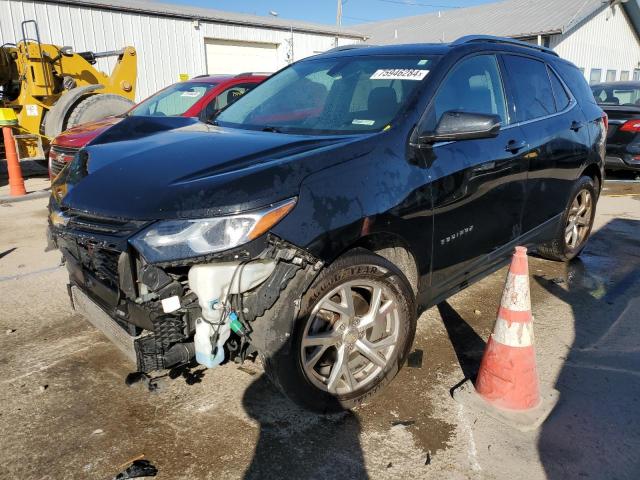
[{"left": 0, "top": 265, "right": 62, "bottom": 282}]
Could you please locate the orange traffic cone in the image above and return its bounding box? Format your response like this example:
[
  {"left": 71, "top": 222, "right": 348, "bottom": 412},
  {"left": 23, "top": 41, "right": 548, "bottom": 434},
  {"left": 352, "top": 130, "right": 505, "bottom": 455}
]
[
  {"left": 475, "top": 246, "right": 539, "bottom": 410},
  {"left": 2, "top": 125, "right": 26, "bottom": 196},
  {"left": 453, "top": 247, "right": 559, "bottom": 431}
]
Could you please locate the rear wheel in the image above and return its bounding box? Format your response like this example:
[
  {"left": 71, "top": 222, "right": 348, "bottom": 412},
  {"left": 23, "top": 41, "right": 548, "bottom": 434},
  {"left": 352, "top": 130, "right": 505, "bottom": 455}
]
[
  {"left": 66, "top": 94, "right": 134, "bottom": 129},
  {"left": 262, "top": 249, "right": 416, "bottom": 412},
  {"left": 538, "top": 176, "right": 597, "bottom": 261}
]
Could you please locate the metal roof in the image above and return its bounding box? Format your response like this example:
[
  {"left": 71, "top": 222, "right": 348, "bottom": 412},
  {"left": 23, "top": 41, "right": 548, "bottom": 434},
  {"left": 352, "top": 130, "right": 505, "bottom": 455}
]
[
  {"left": 42, "top": 0, "right": 367, "bottom": 38},
  {"left": 356, "top": 0, "right": 610, "bottom": 44},
  {"left": 311, "top": 36, "right": 564, "bottom": 62}
]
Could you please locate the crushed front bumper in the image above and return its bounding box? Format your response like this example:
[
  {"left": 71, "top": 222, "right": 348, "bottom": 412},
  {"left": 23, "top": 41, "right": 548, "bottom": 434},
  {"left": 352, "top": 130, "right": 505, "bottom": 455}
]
[
  {"left": 55, "top": 222, "right": 323, "bottom": 371},
  {"left": 71, "top": 285, "right": 141, "bottom": 365}
]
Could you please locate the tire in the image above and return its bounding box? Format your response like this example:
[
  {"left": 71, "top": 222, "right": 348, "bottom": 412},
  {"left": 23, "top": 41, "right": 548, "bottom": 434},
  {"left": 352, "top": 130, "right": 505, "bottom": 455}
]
[
  {"left": 262, "top": 249, "right": 417, "bottom": 413},
  {"left": 538, "top": 175, "right": 597, "bottom": 261},
  {"left": 65, "top": 94, "right": 134, "bottom": 129}
]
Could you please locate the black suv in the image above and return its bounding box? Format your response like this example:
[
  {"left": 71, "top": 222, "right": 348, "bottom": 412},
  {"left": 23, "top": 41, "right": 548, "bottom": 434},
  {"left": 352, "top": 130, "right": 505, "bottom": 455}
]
[{"left": 49, "top": 36, "right": 605, "bottom": 412}]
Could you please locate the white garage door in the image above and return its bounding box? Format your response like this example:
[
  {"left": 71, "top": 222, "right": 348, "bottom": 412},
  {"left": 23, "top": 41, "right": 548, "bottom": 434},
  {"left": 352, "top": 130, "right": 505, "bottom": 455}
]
[{"left": 205, "top": 39, "right": 279, "bottom": 75}]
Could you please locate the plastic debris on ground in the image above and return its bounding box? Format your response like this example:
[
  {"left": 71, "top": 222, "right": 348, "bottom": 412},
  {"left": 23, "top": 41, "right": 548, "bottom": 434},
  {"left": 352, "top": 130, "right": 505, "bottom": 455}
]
[{"left": 114, "top": 459, "right": 158, "bottom": 479}]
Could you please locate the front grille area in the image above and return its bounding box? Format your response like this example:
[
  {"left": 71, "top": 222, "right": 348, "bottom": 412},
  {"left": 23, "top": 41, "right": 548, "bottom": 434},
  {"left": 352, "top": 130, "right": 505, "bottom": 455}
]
[
  {"left": 49, "top": 146, "right": 78, "bottom": 177},
  {"left": 56, "top": 210, "right": 148, "bottom": 289},
  {"left": 61, "top": 208, "right": 148, "bottom": 239},
  {"left": 76, "top": 242, "right": 121, "bottom": 288}
]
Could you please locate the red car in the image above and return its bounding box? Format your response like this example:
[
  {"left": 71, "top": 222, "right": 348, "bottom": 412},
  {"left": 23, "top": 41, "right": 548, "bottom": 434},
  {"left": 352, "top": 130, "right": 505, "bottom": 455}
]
[{"left": 48, "top": 73, "right": 268, "bottom": 178}]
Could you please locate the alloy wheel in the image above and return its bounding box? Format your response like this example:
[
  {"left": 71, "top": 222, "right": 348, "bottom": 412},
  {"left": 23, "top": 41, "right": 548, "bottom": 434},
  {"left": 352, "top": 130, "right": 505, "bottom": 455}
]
[
  {"left": 565, "top": 189, "right": 593, "bottom": 249},
  {"left": 300, "top": 280, "right": 401, "bottom": 395}
]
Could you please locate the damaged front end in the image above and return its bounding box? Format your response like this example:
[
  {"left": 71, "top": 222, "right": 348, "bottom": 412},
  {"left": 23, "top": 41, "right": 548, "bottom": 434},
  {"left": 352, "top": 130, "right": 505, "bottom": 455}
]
[{"left": 50, "top": 200, "right": 322, "bottom": 374}]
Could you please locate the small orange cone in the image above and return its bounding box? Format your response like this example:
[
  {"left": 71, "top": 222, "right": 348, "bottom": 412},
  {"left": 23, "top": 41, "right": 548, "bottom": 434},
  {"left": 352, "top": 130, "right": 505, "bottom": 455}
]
[
  {"left": 453, "top": 247, "right": 559, "bottom": 431},
  {"left": 2, "top": 126, "right": 27, "bottom": 196}
]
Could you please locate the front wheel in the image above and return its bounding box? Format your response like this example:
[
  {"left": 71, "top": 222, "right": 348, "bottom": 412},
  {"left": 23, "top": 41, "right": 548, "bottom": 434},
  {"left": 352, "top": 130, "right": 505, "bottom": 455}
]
[
  {"left": 262, "top": 249, "right": 416, "bottom": 413},
  {"left": 538, "top": 175, "right": 597, "bottom": 261}
]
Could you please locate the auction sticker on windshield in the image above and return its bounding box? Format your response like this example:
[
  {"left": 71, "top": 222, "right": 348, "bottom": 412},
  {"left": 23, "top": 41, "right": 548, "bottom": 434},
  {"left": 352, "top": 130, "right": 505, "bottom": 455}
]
[
  {"left": 370, "top": 69, "right": 429, "bottom": 81},
  {"left": 352, "top": 119, "right": 375, "bottom": 125}
]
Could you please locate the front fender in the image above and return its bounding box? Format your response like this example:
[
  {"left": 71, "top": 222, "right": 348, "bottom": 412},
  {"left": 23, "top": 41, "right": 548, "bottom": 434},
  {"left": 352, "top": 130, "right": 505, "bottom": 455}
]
[{"left": 271, "top": 135, "right": 432, "bottom": 269}]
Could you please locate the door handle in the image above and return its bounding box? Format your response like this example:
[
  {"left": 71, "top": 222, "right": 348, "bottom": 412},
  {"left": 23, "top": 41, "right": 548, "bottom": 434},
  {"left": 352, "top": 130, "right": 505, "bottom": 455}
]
[
  {"left": 570, "top": 121, "right": 584, "bottom": 132},
  {"left": 505, "top": 139, "right": 527, "bottom": 153}
]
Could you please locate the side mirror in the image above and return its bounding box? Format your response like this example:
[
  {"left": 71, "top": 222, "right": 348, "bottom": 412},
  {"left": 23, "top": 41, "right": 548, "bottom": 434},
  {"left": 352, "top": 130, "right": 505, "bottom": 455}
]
[
  {"left": 419, "top": 111, "right": 501, "bottom": 144},
  {"left": 200, "top": 106, "right": 220, "bottom": 123}
]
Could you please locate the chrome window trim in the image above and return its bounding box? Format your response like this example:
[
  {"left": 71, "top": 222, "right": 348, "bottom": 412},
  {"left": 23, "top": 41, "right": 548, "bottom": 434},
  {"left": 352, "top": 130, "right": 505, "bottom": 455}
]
[{"left": 503, "top": 100, "right": 578, "bottom": 130}]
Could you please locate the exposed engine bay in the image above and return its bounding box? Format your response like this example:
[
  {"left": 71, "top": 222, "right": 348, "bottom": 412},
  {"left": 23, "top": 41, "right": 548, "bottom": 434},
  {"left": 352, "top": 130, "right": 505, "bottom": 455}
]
[{"left": 51, "top": 220, "right": 322, "bottom": 374}]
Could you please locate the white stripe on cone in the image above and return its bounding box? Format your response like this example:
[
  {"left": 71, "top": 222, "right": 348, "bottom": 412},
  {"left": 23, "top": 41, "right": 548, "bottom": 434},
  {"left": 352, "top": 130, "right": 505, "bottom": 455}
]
[
  {"left": 501, "top": 274, "right": 531, "bottom": 312},
  {"left": 493, "top": 317, "right": 534, "bottom": 347}
]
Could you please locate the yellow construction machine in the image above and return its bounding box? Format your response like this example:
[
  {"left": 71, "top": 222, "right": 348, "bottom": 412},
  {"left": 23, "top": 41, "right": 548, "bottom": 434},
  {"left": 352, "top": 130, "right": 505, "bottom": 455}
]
[{"left": 0, "top": 20, "right": 137, "bottom": 160}]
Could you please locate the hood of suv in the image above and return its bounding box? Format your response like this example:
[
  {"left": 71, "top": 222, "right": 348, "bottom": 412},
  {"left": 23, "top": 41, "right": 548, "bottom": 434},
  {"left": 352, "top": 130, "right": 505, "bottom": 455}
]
[{"left": 53, "top": 116, "right": 373, "bottom": 220}]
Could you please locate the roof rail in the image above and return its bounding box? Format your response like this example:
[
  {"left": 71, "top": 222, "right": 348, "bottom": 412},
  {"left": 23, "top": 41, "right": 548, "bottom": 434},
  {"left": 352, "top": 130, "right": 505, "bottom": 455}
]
[
  {"left": 452, "top": 35, "right": 559, "bottom": 57},
  {"left": 234, "top": 72, "right": 272, "bottom": 77},
  {"left": 324, "top": 44, "right": 373, "bottom": 54}
]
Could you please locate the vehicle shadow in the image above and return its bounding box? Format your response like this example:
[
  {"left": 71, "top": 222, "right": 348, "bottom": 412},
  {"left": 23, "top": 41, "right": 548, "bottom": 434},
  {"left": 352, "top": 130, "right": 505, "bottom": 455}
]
[
  {"left": 241, "top": 372, "right": 369, "bottom": 480},
  {"left": 436, "top": 301, "right": 486, "bottom": 383},
  {"left": 536, "top": 218, "right": 640, "bottom": 479}
]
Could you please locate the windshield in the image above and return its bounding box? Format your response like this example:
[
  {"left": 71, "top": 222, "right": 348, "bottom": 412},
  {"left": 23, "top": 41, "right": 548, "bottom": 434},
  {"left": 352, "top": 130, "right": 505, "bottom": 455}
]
[
  {"left": 591, "top": 84, "right": 640, "bottom": 107},
  {"left": 216, "top": 55, "right": 439, "bottom": 135},
  {"left": 130, "top": 82, "right": 217, "bottom": 117}
]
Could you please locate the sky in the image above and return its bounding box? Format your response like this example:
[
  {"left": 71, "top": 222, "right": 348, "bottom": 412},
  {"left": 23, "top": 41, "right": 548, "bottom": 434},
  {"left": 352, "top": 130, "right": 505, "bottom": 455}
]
[{"left": 159, "top": 0, "right": 498, "bottom": 26}]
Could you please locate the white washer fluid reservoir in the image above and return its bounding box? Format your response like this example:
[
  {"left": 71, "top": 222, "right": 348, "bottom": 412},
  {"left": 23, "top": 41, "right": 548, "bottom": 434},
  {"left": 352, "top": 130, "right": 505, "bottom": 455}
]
[{"left": 188, "top": 260, "right": 276, "bottom": 368}]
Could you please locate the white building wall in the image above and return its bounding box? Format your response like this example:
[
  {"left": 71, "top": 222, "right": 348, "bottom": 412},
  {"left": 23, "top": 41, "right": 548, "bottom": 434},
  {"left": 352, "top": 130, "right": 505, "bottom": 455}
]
[
  {"left": 550, "top": 4, "right": 640, "bottom": 83},
  {"left": 0, "top": 0, "right": 362, "bottom": 101}
]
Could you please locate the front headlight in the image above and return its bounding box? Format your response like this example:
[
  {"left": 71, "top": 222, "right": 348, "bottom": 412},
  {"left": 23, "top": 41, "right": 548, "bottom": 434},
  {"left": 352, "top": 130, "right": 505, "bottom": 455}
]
[{"left": 131, "top": 198, "right": 296, "bottom": 263}]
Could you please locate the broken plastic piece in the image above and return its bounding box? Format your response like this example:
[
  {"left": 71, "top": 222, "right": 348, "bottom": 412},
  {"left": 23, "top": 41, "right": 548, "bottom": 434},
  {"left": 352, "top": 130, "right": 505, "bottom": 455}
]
[
  {"left": 114, "top": 459, "right": 158, "bottom": 479},
  {"left": 161, "top": 295, "right": 181, "bottom": 313},
  {"left": 125, "top": 372, "right": 158, "bottom": 392}
]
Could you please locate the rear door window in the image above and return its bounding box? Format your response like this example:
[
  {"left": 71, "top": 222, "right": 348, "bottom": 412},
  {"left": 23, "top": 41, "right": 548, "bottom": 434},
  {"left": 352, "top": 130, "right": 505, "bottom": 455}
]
[
  {"left": 591, "top": 85, "right": 640, "bottom": 106},
  {"left": 547, "top": 66, "right": 571, "bottom": 111},
  {"left": 502, "top": 55, "right": 555, "bottom": 122},
  {"left": 613, "top": 88, "right": 640, "bottom": 105},
  {"left": 555, "top": 62, "right": 598, "bottom": 106}
]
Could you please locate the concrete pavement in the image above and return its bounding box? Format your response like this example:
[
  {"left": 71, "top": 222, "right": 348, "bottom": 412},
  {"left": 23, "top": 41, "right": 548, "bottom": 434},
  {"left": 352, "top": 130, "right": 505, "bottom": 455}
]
[{"left": 0, "top": 183, "right": 638, "bottom": 479}]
